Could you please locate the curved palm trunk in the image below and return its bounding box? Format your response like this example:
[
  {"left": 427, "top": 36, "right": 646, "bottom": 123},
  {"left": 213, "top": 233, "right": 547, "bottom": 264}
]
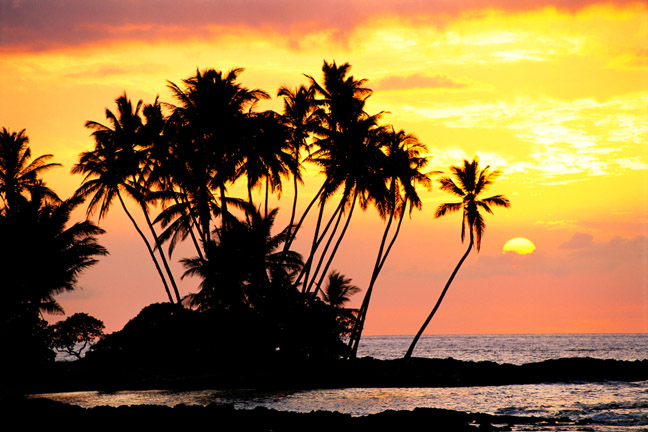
[
  {"left": 276, "top": 171, "right": 301, "bottom": 268},
  {"left": 220, "top": 184, "right": 229, "bottom": 232},
  {"left": 347, "top": 199, "right": 404, "bottom": 359},
  {"left": 404, "top": 232, "right": 474, "bottom": 359},
  {"left": 264, "top": 178, "right": 269, "bottom": 219},
  {"left": 297, "top": 201, "right": 325, "bottom": 291},
  {"left": 173, "top": 190, "right": 204, "bottom": 260},
  {"left": 283, "top": 182, "right": 325, "bottom": 255},
  {"left": 296, "top": 194, "right": 345, "bottom": 291},
  {"left": 288, "top": 174, "right": 299, "bottom": 236},
  {"left": 311, "top": 190, "right": 358, "bottom": 297},
  {"left": 140, "top": 204, "right": 182, "bottom": 304},
  {"left": 117, "top": 192, "right": 175, "bottom": 303},
  {"left": 305, "top": 197, "right": 346, "bottom": 293},
  {"left": 247, "top": 181, "right": 255, "bottom": 207}
]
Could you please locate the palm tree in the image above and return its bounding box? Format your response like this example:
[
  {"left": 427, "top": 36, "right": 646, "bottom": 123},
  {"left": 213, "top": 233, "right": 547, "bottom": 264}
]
[
  {"left": 277, "top": 84, "right": 320, "bottom": 249},
  {"left": 237, "top": 110, "right": 292, "bottom": 218},
  {"left": 296, "top": 61, "right": 387, "bottom": 294},
  {"left": 404, "top": 157, "right": 510, "bottom": 359},
  {"left": 0, "top": 127, "right": 60, "bottom": 211},
  {"left": 347, "top": 128, "right": 433, "bottom": 359},
  {"left": 182, "top": 201, "right": 303, "bottom": 312},
  {"left": 72, "top": 93, "right": 178, "bottom": 303},
  {"left": 306, "top": 115, "right": 388, "bottom": 296},
  {"left": 166, "top": 67, "right": 269, "bottom": 238},
  {"left": 321, "top": 270, "right": 361, "bottom": 309},
  {"left": 321, "top": 270, "right": 362, "bottom": 344}
]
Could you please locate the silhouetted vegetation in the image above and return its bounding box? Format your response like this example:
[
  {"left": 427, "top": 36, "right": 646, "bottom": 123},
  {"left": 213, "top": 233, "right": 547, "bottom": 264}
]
[
  {"left": 49, "top": 313, "right": 105, "bottom": 360},
  {"left": 67, "top": 60, "right": 437, "bottom": 362},
  {"left": 0, "top": 128, "right": 107, "bottom": 393}
]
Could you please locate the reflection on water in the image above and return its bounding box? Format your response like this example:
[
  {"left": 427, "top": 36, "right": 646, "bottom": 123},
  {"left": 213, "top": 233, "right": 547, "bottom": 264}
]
[{"left": 34, "top": 380, "right": 648, "bottom": 428}]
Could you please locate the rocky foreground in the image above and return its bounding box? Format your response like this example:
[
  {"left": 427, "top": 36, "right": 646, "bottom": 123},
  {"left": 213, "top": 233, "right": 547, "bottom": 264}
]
[{"left": 4, "top": 397, "right": 583, "bottom": 431}]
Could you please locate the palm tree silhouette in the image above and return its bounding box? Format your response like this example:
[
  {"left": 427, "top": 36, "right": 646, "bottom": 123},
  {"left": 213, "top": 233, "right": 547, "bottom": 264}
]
[
  {"left": 307, "top": 114, "right": 388, "bottom": 296},
  {"left": 0, "top": 127, "right": 60, "bottom": 210},
  {"left": 277, "top": 84, "right": 320, "bottom": 252},
  {"left": 166, "top": 67, "right": 269, "bottom": 238},
  {"left": 237, "top": 110, "right": 292, "bottom": 218},
  {"left": 72, "top": 94, "right": 179, "bottom": 303},
  {"left": 347, "top": 128, "right": 433, "bottom": 359},
  {"left": 404, "top": 157, "right": 510, "bottom": 359},
  {"left": 297, "top": 61, "right": 387, "bottom": 295},
  {"left": 181, "top": 201, "right": 302, "bottom": 312},
  {"left": 139, "top": 97, "right": 205, "bottom": 260},
  {"left": 321, "top": 270, "right": 361, "bottom": 309},
  {"left": 321, "top": 270, "right": 362, "bottom": 339}
]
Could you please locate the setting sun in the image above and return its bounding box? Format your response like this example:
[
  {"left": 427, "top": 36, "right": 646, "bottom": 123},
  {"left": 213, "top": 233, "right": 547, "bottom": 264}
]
[{"left": 502, "top": 237, "right": 536, "bottom": 255}]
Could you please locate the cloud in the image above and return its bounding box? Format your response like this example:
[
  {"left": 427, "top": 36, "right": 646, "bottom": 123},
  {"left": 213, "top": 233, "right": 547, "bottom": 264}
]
[
  {"left": 401, "top": 92, "right": 648, "bottom": 181},
  {"left": 374, "top": 74, "right": 467, "bottom": 91},
  {"left": 559, "top": 232, "right": 594, "bottom": 249},
  {"left": 2, "top": 0, "right": 644, "bottom": 52}
]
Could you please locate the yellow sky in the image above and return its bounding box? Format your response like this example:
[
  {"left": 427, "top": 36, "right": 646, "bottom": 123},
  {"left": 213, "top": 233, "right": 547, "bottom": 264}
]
[{"left": 1, "top": 0, "right": 646, "bottom": 334}]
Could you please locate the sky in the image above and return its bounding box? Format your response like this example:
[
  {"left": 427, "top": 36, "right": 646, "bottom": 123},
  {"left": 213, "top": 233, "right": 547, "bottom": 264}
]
[{"left": 1, "top": 0, "right": 647, "bottom": 336}]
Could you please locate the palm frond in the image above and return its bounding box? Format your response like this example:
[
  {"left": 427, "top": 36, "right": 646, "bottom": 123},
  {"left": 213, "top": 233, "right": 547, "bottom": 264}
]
[{"left": 434, "top": 202, "right": 462, "bottom": 218}]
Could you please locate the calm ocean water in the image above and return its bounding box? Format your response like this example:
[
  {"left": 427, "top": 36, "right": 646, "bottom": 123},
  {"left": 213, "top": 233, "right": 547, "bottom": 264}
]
[
  {"left": 36, "top": 334, "right": 648, "bottom": 431},
  {"left": 356, "top": 333, "right": 648, "bottom": 364}
]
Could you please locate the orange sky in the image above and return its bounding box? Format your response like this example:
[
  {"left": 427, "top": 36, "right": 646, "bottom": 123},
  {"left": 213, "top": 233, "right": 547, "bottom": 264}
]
[{"left": 1, "top": 0, "right": 646, "bottom": 335}]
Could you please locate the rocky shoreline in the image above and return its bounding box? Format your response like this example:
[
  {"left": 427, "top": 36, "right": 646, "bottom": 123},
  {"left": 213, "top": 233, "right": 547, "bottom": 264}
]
[{"left": 5, "top": 397, "right": 583, "bottom": 431}]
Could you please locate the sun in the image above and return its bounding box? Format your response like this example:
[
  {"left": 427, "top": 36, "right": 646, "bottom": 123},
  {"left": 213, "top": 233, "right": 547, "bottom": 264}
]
[{"left": 502, "top": 237, "right": 536, "bottom": 255}]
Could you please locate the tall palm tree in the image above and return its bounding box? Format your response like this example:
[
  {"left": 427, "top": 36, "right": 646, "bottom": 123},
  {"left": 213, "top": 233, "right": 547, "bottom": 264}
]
[
  {"left": 297, "top": 61, "right": 387, "bottom": 294},
  {"left": 166, "top": 67, "right": 269, "bottom": 238},
  {"left": 404, "top": 158, "right": 510, "bottom": 359},
  {"left": 277, "top": 84, "right": 320, "bottom": 250},
  {"left": 347, "top": 128, "right": 433, "bottom": 359},
  {"left": 72, "top": 94, "right": 178, "bottom": 303},
  {"left": 306, "top": 115, "right": 388, "bottom": 296},
  {"left": 0, "top": 127, "right": 60, "bottom": 211},
  {"left": 142, "top": 98, "right": 205, "bottom": 261}
]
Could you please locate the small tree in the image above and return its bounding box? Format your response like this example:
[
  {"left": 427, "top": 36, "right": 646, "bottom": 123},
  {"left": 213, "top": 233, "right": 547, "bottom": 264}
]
[{"left": 49, "top": 313, "right": 105, "bottom": 360}]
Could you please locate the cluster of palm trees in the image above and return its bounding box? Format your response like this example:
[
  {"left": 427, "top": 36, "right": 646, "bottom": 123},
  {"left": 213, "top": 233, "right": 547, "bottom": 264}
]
[
  {"left": 1, "top": 60, "right": 511, "bottom": 362},
  {"left": 70, "top": 61, "right": 440, "bottom": 358}
]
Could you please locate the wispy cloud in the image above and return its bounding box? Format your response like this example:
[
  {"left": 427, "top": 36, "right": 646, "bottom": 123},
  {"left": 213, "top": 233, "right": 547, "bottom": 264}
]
[
  {"left": 403, "top": 92, "right": 648, "bottom": 181},
  {"left": 374, "top": 73, "right": 467, "bottom": 91}
]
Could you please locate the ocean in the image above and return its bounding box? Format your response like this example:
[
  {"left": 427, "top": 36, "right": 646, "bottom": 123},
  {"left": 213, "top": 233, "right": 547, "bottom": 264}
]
[{"left": 34, "top": 334, "right": 648, "bottom": 431}]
